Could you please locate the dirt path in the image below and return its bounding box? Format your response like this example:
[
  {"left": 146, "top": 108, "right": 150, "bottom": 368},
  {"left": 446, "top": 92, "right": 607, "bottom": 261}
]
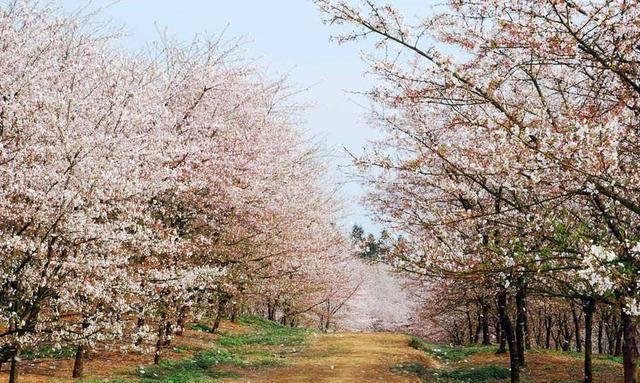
[{"left": 223, "top": 332, "right": 435, "bottom": 383}]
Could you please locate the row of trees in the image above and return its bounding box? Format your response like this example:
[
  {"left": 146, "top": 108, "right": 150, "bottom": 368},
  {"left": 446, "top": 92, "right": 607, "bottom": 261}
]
[
  {"left": 0, "top": 2, "right": 354, "bottom": 382},
  {"left": 316, "top": 0, "right": 640, "bottom": 382}
]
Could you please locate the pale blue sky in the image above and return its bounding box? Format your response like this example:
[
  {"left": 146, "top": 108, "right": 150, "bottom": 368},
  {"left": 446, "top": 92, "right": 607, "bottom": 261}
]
[{"left": 58, "top": 0, "right": 432, "bottom": 232}]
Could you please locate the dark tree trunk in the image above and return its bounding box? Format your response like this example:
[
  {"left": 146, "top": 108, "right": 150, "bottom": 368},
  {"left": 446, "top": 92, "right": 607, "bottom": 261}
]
[
  {"left": 622, "top": 309, "right": 638, "bottom": 383},
  {"left": 515, "top": 287, "right": 526, "bottom": 368},
  {"left": 545, "top": 317, "right": 552, "bottom": 349},
  {"left": 583, "top": 299, "right": 595, "bottom": 383},
  {"left": 497, "top": 320, "right": 507, "bottom": 354},
  {"left": 9, "top": 347, "right": 20, "bottom": 383},
  {"left": 481, "top": 300, "right": 491, "bottom": 345},
  {"left": 617, "top": 324, "right": 624, "bottom": 356},
  {"left": 498, "top": 291, "right": 519, "bottom": 383},
  {"left": 598, "top": 318, "right": 604, "bottom": 355},
  {"left": 573, "top": 301, "right": 583, "bottom": 353},
  {"left": 72, "top": 345, "right": 84, "bottom": 378},
  {"left": 466, "top": 304, "right": 474, "bottom": 344}
]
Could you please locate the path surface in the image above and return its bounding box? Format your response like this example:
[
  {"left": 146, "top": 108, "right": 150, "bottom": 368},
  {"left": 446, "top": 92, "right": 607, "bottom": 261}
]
[{"left": 224, "top": 332, "right": 435, "bottom": 383}]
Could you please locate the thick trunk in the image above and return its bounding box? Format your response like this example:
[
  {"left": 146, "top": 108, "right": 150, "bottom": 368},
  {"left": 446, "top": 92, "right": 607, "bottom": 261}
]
[
  {"left": 498, "top": 291, "right": 519, "bottom": 383},
  {"left": 72, "top": 345, "right": 84, "bottom": 378},
  {"left": 515, "top": 287, "right": 526, "bottom": 367},
  {"left": 154, "top": 320, "right": 165, "bottom": 365},
  {"left": 497, "top": 320, "right": 507, "bottom": 353},
  {"left": 135, "top": 317, "right": 145, "bottom": 346},
  {"left": 9, "top": 347, "right": 20, "bottom": 383},
  {"left": 622, "top": 310, "right": 638, "bottom": 383},
  {"left": 583, "top": 299, "right": 595, "bottom": 383},
  {"left": 176, "top": 307, "right": 187, "bottom": 336},
  {"left": 211, "top": 296, "right": 227, "bottom": 334},
  {"left": 164, "top": 322, "right": 173, "bottom": 346}
]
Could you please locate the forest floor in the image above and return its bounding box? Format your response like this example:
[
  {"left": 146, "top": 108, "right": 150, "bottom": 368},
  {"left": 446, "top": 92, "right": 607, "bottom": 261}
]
[{"left": 0, "top": 317, "right": 623, "bottom": 383}]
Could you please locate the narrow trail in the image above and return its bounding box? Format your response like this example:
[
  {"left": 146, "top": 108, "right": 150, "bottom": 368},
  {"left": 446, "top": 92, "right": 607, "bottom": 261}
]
[{"left": 223, "top": 332, "right": 436, "bottom": 383}]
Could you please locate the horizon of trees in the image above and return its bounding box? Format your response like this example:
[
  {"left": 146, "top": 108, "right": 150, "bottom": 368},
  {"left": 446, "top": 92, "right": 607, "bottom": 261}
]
[{"left": 316, "top": 0, "right": 640, "bottom": 382}]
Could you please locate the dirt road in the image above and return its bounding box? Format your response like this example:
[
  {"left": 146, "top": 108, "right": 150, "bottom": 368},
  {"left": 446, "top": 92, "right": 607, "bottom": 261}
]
[{"left": 223, "top": 332, "right": 435, "bottom": 383}]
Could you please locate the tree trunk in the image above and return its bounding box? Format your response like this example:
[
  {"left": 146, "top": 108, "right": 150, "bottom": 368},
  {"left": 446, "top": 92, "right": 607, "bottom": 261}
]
[
  {"left": 583, "top": 299, "right": 595, "bottom": 383},
  {"left": 135, "top": 317, "right": 145, "bottom": 346},
  {"left": 176, "top": 307, "right": 187, "bottom": 336},
  {"left": 616, "top": 321, "right": 624, "bottom": 356},
  {"left": 598, "top": 318, "right": 604, "bottom": 355},
  {"left": 211, "top": 295, "right": 227, "bottom": 334},
  {"left": 466, "top": 304, "right": 474, "bottom": 344},
  {"left": 164, "top": 321, "right": 173, "bottom": 346},
  {"left": 622, "top": 309, "right": 638, "bottom": 383},
  {"left": 72, "top": 345, "right": 84, "bottom": 378},
  {"left": 9, "top": 347, "right": 20, "bottom": 383},
  {"left": 498, "top": 291, "right": 519, "bottom": 383},
  {"left": 154, "top": 320, "right": 165, "bottom": 365},
  {"left": 481, "top": 300, "right": 491, "bottom": 345},
  {"left": 497, "top": 320, "right": 507, "bottom": 354},
  {"left": 515, "top": 287, "right": 526, "bottom": 368},
  {"left": 545, "top": 317, "right": 552, "bottom": 349},
  {"left": 573, "top": 301, "right": 583, "bottom": 353}
]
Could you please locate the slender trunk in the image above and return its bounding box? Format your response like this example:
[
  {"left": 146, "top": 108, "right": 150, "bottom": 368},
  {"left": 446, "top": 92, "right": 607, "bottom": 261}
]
[
  {"left": 9, "top": 347, "right": 20, "bottom": 383},
  {"left": 466, "top": 304, "right": 474, "bottom": 344},
  {"left": 598, "top": 319, "right": 604, "bottom": 355},
  {"left": 616, "top": 321, "right": 624, "bottom": 356},
  {"left": 545, "top": 317, "right": 552, "bottom": 349},
  {"left": 72, "top": 345, "right": 84, "bottom": 378},
  {"left": 573, "top": 301, "right": 583, "bottom": 353},
  {"left": 524, "top": 299, "right": 531, "bottom": 349},
  {"left": 211, "top": 296, "right": 227, "bottom": 334},
  {"left": 622, "top": 309, "right": 638, "bottom": 383},
  {"left": 498, "top": 291, "right": 519, "bottom": 383},
  {"left": 583, "top": 299, "right": 595, "bottom": 383},
  {"left": 515, "top": 287, "right": 526, "bottom": 367},
  {"left": 481, "top": 300, "right": 491, "bottom": 345}
]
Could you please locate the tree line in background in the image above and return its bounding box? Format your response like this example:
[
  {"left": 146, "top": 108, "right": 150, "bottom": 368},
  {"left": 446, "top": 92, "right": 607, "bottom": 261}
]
[
  {"left": 0, "top": 2, "right": 359, "bottom": 382},
  {"left": 317, "top": 1, "right": 640, "bottom": 382}
]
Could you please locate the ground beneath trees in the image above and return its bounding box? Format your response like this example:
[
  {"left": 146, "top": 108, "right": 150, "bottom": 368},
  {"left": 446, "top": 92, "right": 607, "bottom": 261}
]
[{"left": 0, "top": 318, "right": 623, "bottom": 383}]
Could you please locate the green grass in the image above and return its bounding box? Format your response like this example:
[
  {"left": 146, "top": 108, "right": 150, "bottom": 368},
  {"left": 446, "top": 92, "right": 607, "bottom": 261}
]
[
  {"left": 136, "top": 348, "right": 241, "bottom": 383},
  {"left": 190, "top": 323, "right": 214, "bottom": 333},
  {"left": 394, "top": 363, "right": 510, "bottom": 382},
  {"left": 217, "top": 316, "right": 307, "bottom": 348},
  {"left": 22, "top": 345, "right": 77, "bottom": 360},
  {"left": 83, "top": 316, "right": 307, "bottom": 383},
  {"left": 408, "top": 336, "right": 495, "bottom": 363},
  {"left": 528, "top": 347, "right": 623, "bottom": 364}
]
